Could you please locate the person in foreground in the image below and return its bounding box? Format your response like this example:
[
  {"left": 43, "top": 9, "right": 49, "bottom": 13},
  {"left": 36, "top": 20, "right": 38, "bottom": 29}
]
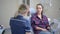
[
  {"left": 31, "top": 4, "right": 51, "bottom": 34},
  {"left": 10, "top": 4, "right": 31, "bottom": 34}
]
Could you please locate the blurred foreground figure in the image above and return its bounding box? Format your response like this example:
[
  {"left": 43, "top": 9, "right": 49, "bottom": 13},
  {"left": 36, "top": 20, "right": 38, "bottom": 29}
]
[{"left": 10, "top": 4, "right": 31, "bottom": 34}]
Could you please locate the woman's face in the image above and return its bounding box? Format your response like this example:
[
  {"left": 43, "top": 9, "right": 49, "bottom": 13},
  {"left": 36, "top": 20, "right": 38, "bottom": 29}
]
[{"left": 36, "top": 5, "right": 43, "bottom": 14}]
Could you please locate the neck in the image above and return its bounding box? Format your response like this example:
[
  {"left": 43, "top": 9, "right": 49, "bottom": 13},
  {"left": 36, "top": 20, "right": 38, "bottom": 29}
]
[
  {"left": 37, "top": 13, "right": 41, "bottom": 16},
  {"left": 21, "top": 12, "right": 28, "bottom": 17},
  {"left": 21, "top": 13, "right": 29, "bottom": 19},
  {"left": 37, "top": 13, "right": 42, "bottom": 19}
]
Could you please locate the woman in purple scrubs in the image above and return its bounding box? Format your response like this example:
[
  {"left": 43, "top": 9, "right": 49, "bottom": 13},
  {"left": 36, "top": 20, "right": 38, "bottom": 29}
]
[{"left": 31, "top": 4, "right": 51, "bottom": 34}]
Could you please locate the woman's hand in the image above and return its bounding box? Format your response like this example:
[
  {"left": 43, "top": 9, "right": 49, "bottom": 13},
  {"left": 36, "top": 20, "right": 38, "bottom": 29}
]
[
  {"left": 41, "top": 28, "right": 48, "bottom": 31},
  {"left": 26, "top": 32, "right": 31, "bottom": 34},
  {"left": 36, "top": 26, "right": 48, "bottom": 31},
  {"left": 47, "top": 27, "right": 51, "bottom": 30}
]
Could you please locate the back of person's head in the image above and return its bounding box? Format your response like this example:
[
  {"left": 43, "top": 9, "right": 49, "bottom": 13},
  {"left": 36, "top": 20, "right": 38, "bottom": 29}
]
[
  {"left": 14, "top": 4, "right": 29, "bottom": 17},
  {"left": 18, "top": 4, "right": 28, "bottom": 14}
]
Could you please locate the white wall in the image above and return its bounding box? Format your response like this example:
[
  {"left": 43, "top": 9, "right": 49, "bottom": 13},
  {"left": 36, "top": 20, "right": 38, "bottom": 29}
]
[
  {"left": 45, "top": 0, "right": 60, "bottom": 19},
  {"left": 30, "top": 0, "right": 40, "bottom": 8},
  {"left": 0, "top": 0, "right": 22, "bottom": 28},
  {"left": 30, "top": 0, "right": 60, "bottom": 19}
]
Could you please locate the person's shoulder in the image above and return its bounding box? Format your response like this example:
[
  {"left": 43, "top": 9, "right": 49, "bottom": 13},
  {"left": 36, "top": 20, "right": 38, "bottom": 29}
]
[
  {"left": 10, "top": 16, "right": 28, "bottom": 24},
  {"left": 43, "top": 15, "right": 47, "bottom": 17},
  {"left": 15, "top": 15, "right": 24, "bottom": 19},
  {"left": 31, "top": 13, "right": 36, "bottom": 17},
  {"left": 30, "top": 13, "right": 37, "bottom": 20},
  {"left": 43, "top": 15, "right": 48, "bottom": 19}
]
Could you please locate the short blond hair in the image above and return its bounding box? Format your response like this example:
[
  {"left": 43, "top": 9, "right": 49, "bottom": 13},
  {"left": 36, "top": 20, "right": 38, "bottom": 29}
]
[{"left": 14, "top": 4, "right": 28, "bottom": 17}]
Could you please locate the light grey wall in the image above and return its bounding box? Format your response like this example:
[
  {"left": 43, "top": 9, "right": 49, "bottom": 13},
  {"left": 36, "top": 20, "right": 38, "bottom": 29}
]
[
  {"left": 30, "top": 0, "right": 40, "bottom": 8},
  {"left": 45, "top": 0, "right": 60, "bottom": 19},
  {"left": 0, "top": 0, "right": 22, "bottom": 28},
  {"left": 30, "top": 0, "right": 60, "bottom": 19}
]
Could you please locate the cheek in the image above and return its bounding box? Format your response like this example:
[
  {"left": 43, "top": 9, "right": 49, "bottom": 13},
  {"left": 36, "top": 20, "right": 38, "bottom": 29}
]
[
  {"left": 40, "top": 9, "right": 43, "bottom": 11},
  {"left": 38, "top": 9, "right": 42, "bottom": 11},
  {"left": 37, "top": 9, "right": 40, "bottom": 11},
  {"left": 26, "top": 9, "right": 29, "bottom": 12}
]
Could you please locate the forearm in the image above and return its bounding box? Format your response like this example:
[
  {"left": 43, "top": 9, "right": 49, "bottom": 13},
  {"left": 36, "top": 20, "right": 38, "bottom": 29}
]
[
  {"left": 35, "top": 26, "right": 45, "bottom": 30},
  {"left": 35, "top": 26, "right": 48, "bottom": 32}
]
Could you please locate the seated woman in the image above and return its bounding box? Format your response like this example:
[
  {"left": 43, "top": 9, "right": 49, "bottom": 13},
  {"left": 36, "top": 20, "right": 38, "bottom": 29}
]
[
  {"left": 31, "top": 4, "right": 51, "bottom": 34},
  {"left": 10, "top": 4, "right": 31, "bottom": 34}
]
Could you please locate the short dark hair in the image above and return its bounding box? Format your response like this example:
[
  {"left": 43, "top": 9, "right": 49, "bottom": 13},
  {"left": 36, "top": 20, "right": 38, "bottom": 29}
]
[{"left": 36, "top": 3, "right": 44, "bottom": 9}]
